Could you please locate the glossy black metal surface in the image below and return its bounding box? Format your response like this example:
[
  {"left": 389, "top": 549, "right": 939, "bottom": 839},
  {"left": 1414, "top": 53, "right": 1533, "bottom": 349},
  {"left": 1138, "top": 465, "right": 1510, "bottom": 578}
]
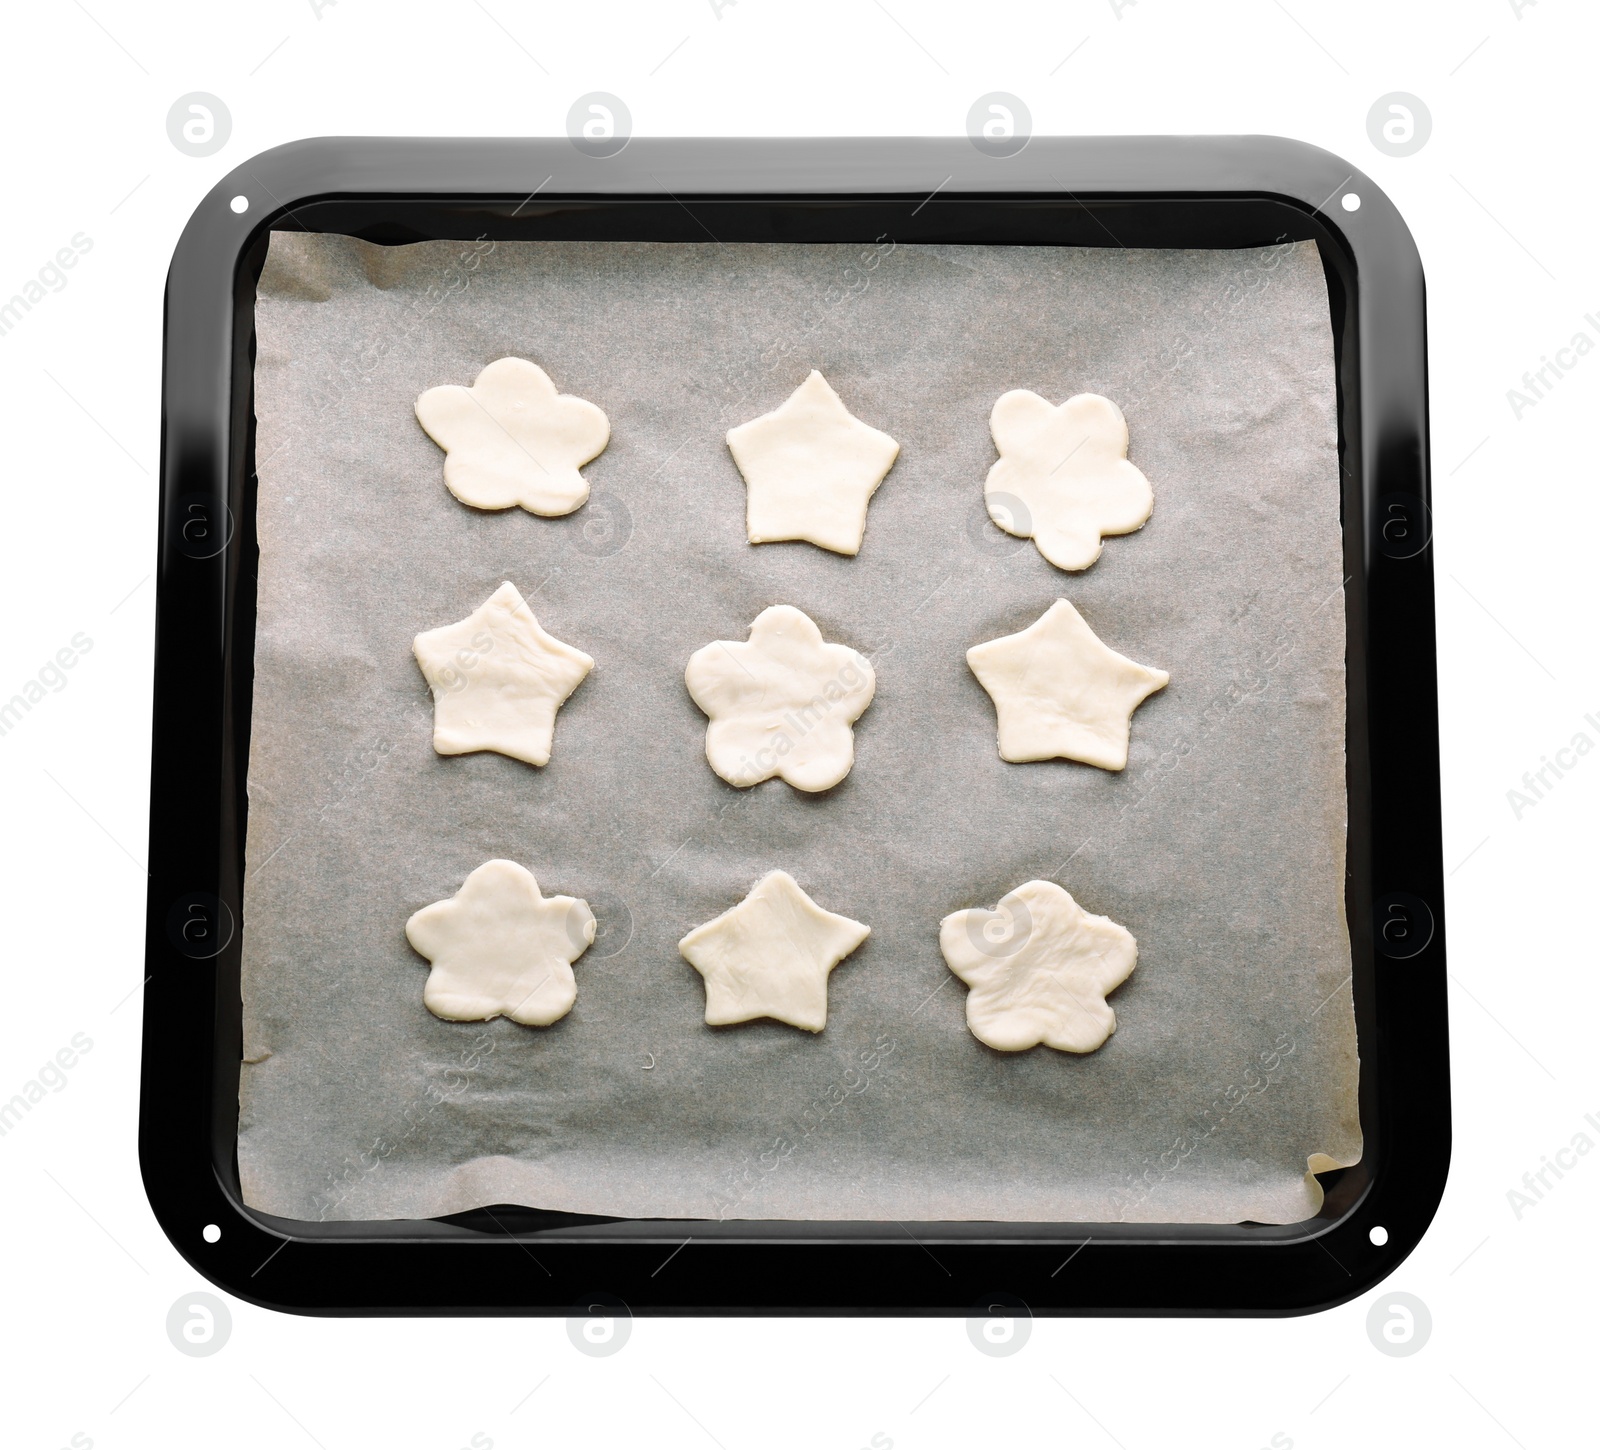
[{"left": 143, "top": 136, "right": 1445, "bottom": 1315}]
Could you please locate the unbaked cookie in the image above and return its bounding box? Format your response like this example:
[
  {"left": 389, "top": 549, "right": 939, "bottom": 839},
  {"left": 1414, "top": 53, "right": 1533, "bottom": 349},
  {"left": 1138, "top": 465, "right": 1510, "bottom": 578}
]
[
  {"left": 967, "top": 599, "right": 1167, "bottom": 771},
  {"left": 415, "top": 357, "right": 609, "bottom": 516},
  {"left": 685, "top": 605, "right": 875, "bottom": 792},
  {"left": 985, "top": 391, "right": 1153, "bottom": 570},
  {"left": 940, "top": 880, "right": 1136, "bottom": 1052},
  {"left": 678, "top": 871, "right": 870, "bottom": 1032},
  {"left": 406, "top": 859, "right": 595, "bottom": 1026},
  {"left": 726, "top": 371, "right": 899, "bottom": 555},
  {"left": 413, "top": 581, "right": 592, "bottom": 767}
]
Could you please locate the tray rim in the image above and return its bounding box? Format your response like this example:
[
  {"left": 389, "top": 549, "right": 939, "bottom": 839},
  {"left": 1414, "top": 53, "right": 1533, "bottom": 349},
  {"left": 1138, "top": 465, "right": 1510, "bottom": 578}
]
[{"left": 142, "top": 133, "right": 1447, "bottom": 1317}]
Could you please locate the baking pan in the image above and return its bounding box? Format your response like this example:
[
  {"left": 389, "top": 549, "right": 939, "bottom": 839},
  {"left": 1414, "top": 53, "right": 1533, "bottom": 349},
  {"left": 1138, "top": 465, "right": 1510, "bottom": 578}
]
[{"left": 141, "top": 135, "right": 1447, "bottom": 1316}]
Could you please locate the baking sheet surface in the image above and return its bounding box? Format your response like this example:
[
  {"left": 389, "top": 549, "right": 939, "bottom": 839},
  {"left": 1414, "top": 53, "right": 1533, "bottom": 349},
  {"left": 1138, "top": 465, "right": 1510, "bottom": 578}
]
[{"left": 240, "top": 232, "right": 1360, "bottom": 1222}]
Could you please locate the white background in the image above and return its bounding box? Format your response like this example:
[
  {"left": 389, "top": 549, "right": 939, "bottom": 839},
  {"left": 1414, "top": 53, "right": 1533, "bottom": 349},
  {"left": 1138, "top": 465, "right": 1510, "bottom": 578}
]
[{"left": 0, "top": 1, "right": 1590, "bottom": 1446}]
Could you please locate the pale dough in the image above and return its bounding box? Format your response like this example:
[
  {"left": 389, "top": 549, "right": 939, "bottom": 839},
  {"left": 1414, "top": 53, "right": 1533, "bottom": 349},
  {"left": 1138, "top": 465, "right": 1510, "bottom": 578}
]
[
  {"left": 967, "top": 599, "right": 1168, "bottom": 771},
  {"left": 406, "top": 859, "right": 595, "bottom": 1026},
  {"left": 678, "top": 870, "right": 870, "bottom": 1032},
  {"left": 726, "top": 370, "right": 899, "bottom": 555},
  {"left": 685, "top": 605, "right": 875, "bottom": 792},
  {"left": 939, "top": 880, "right": 1137, "bottom": 1053},
  {"left": 985, "top": 391, "right": 1153, "bottom": 571},
  {"left": 413, "top": 581, "right": 593, "bottom": 767},
  {"left": 415, "top": 357, "right": 610, "bottom": 515}
]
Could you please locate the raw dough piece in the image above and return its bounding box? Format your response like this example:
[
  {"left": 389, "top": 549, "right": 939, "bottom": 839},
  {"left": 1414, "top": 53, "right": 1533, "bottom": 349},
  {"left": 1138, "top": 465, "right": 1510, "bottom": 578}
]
[
  {"left": 406, "top": 859, "right": 595, "bottom": 1026},
  {"left": 685, "top": 605, "right": 875, "bottom": 792},
  {"left": 985, "top": 391, "right": 1153, "bottom": 570},
  {"left": 726, "top": 370, "right": 899, "bottom": 555},
  {"left": 415, "top": 357, "right": 610, "bottom": 515},
  {"left": 413, "top": 581, "right": 593, "bottom": 767},
  {"left": 678, "top": 870, "right": 870, "bottom": 1032},
  {"left": 967, "top": 599, "right": 1168, "bottom": 771},
  {"left": 939, "top": 880, "right": 1136, "bottom": 1053}
]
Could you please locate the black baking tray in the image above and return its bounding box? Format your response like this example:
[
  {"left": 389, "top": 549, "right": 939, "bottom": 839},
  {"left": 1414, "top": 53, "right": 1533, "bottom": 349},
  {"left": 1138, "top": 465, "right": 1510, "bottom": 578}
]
[{"left": 141, "top": 135, "right": 1447, "bottom": 1317}]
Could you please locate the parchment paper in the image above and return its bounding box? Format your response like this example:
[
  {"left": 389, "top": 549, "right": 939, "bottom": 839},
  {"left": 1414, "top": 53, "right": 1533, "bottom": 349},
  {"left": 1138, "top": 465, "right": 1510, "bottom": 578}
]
[{"left": 239, "top": 232, "right": 1361, "bottom": 1223}]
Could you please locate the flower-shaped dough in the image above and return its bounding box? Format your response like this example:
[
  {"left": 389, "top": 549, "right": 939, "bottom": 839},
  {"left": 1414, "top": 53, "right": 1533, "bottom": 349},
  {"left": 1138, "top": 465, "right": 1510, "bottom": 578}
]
[
  {"left": 940, "top": 880, "right": 1137, "bottom": 1052},
  {"left": 413, "top": 581, "right": 593, "bottom": 767},
  {"left": 406, "top": 859, "right": 595, "bottom": 1026},
  {"left": 967, "top": 599, "right": 1168, "bottom": 771},
  {"left": 415, "top": 357, "right": 610, "bottom": 515},
  {"left": 726, "top": 370, "right": 900, "bottom": 555},
  {"left": 679, "top": 870, "right": 870, "bottom": 1032},
  {"left": 685, "top": 605, "right": 875, "bottom": 792},
  {"left": 985, "top": 391, "right": 1153, "bottom": 571}
]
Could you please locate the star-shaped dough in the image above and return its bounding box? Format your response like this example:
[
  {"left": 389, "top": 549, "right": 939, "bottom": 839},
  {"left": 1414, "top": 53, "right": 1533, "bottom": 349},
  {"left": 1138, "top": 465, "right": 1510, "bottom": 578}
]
[
  {"left": 415, "top": 357, "right": 610, "bottom": 516},
  {"left": 726, "top": 370, "right": 900, "bottom": 555},
  {"left": 413, "top": 582, "right": 593, "bottom": 767},
  {"left": 685, "top": 605, "right": 875, "bottom": 792},
  {"left": 678, "top": 871, "right": 870, "bottom": 1032},
  {"left": 967, "top": 599, "right": 1168, "bottom": 771},
  {"left": 939, "top": 880, "right": 1137, "bottom": 1053},
  {"left": 406, "top": 859, "right": 595, "bottom": 1026},
  {"left": 985, "top": 391, "right": 1153, "bottom": 571}
]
